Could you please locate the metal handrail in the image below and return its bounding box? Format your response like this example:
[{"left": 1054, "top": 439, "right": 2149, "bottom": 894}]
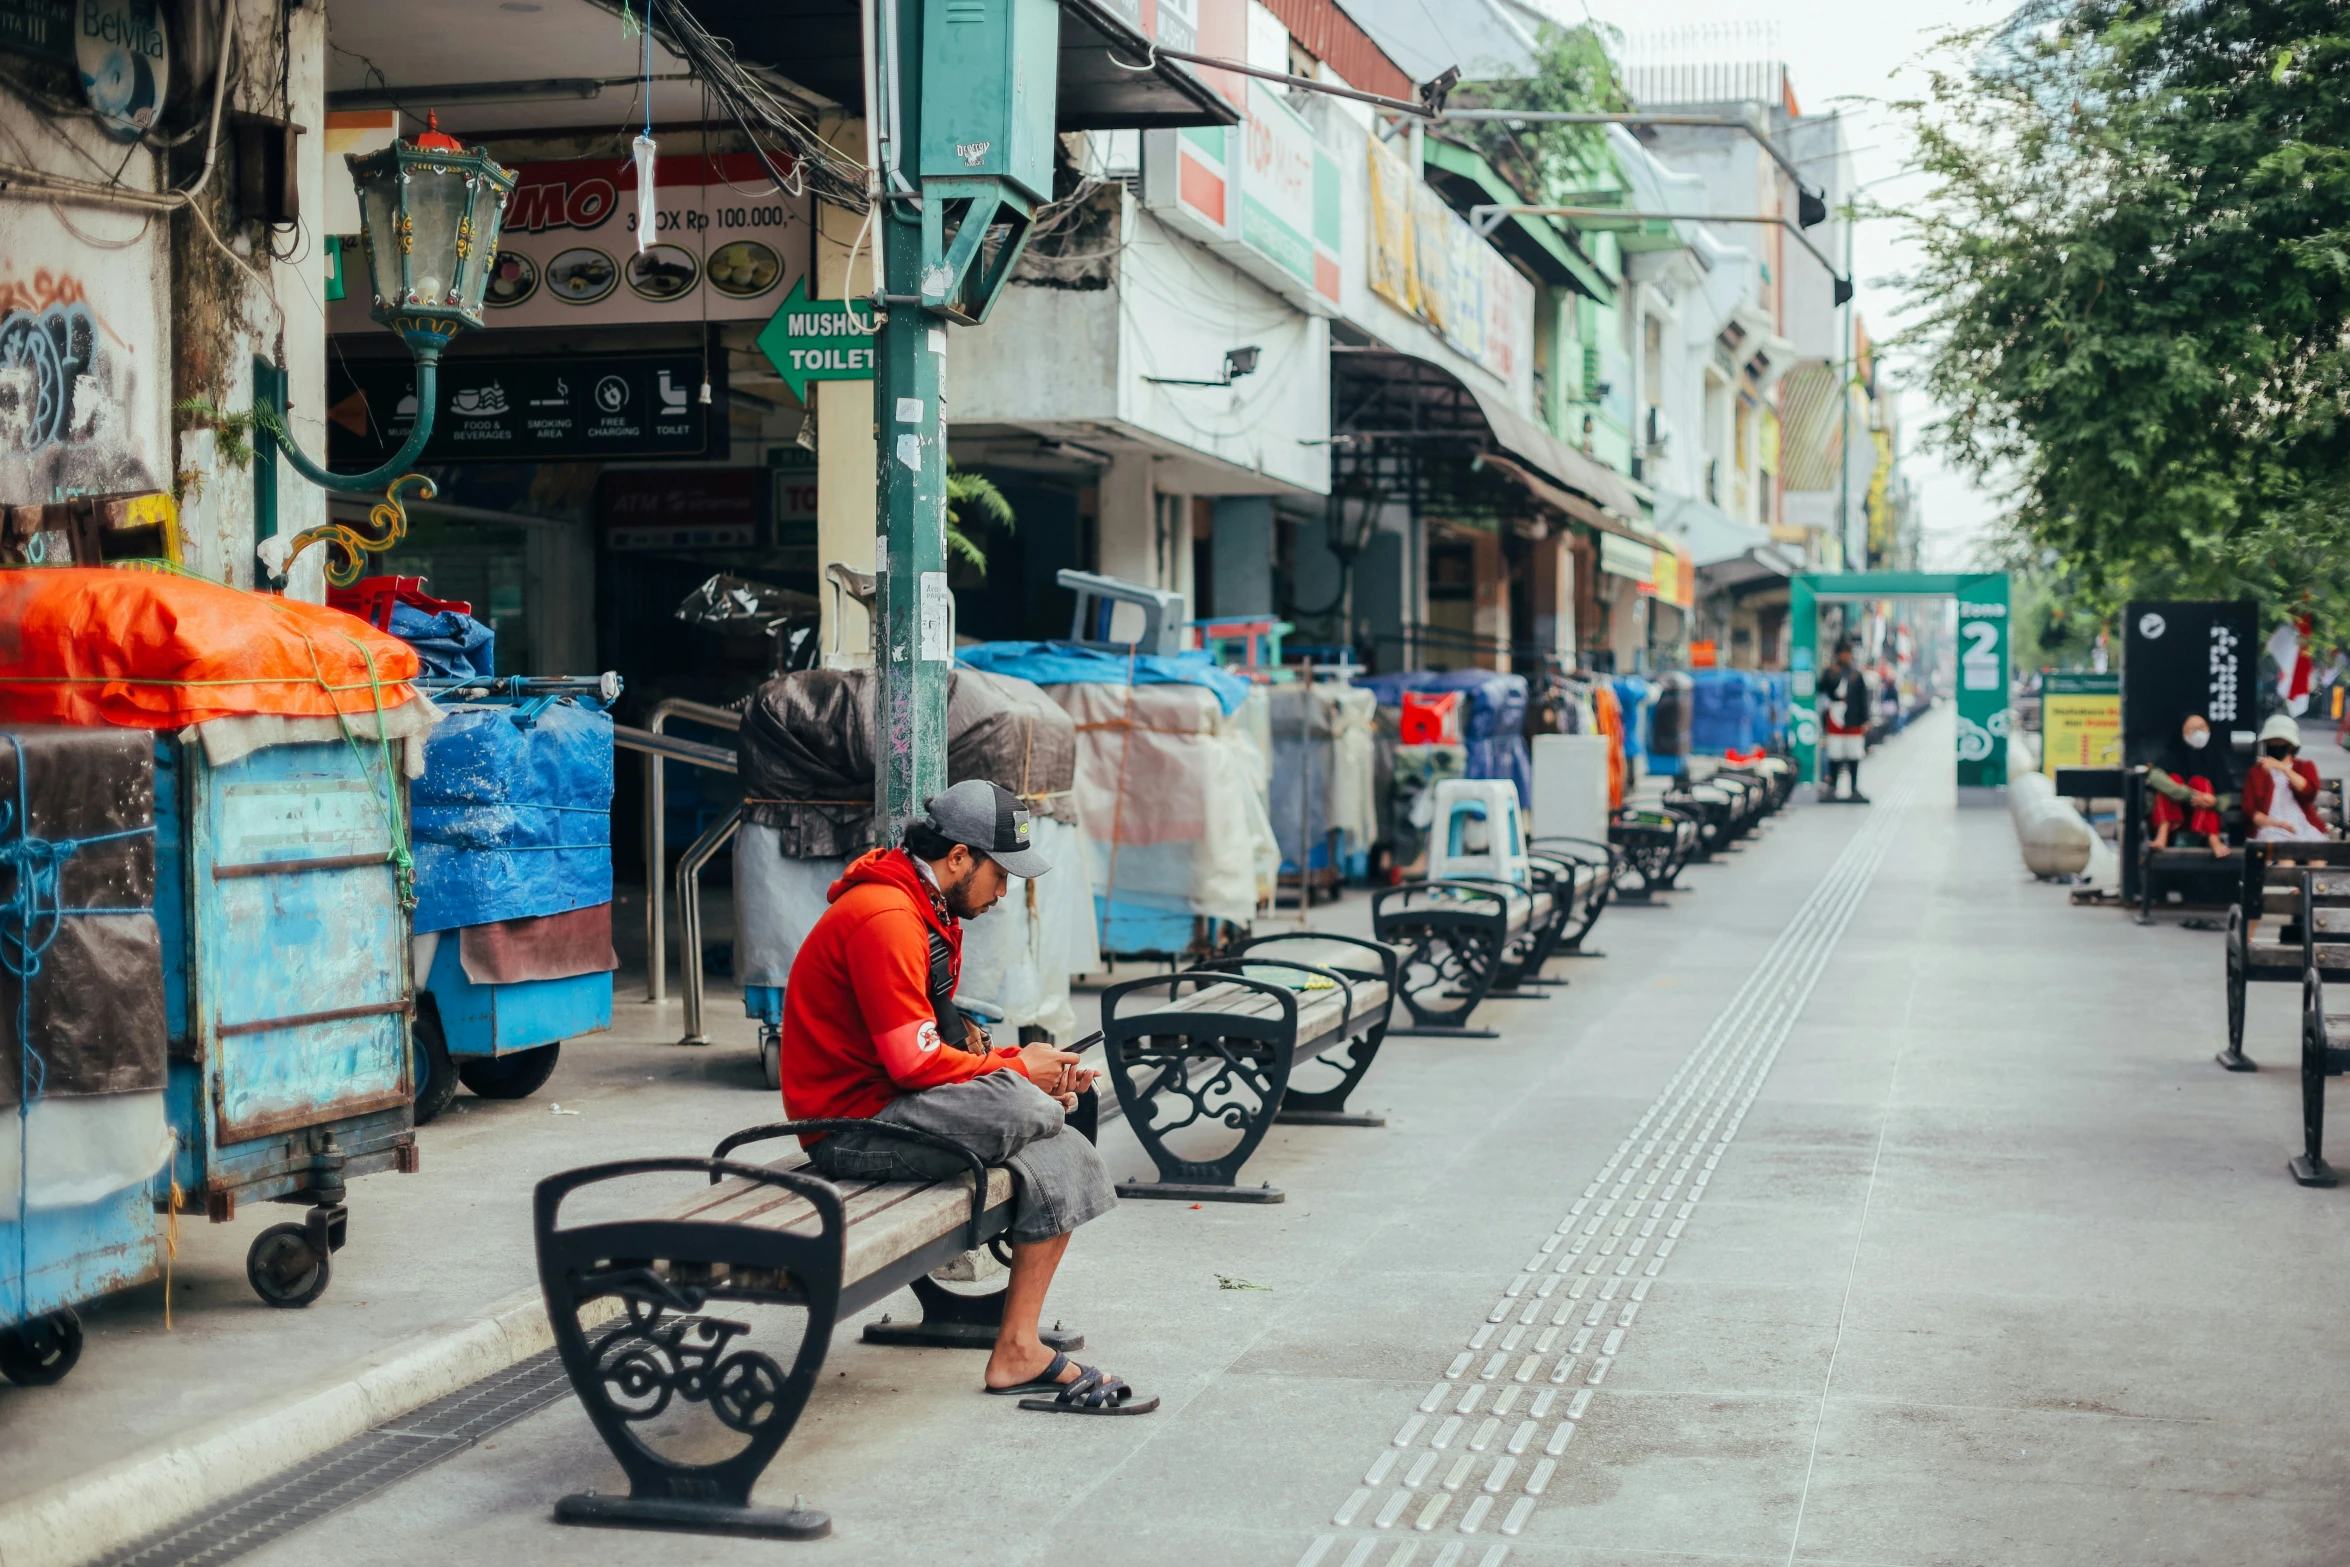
[
  {"left": 640, "top": 698, "right": 742, "bottom": 1004},
  {"left": 675, "top": 805, "right": 743, "bottom": 1045}
]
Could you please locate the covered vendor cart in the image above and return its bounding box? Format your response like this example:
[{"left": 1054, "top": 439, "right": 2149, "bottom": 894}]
[
  {"left": 1, "top": 569, "right": 431, "bottom": 1310},
  {"left": 406, "top": 675, "right": 620, "bottom": 1124},
  {"left": 733, "top": 666, "right": 1099, "bottom": 1086},
  {"left": 957, "top": 641, "right": 1278, "bottom": 960}
]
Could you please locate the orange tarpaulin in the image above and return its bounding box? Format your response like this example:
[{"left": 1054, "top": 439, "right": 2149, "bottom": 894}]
[
  {"left": 1591, "top": 682, "right": 1627, "bottom": 812},
  {"left": 0, "top": 569, "right": 422, "bottom": 729}
]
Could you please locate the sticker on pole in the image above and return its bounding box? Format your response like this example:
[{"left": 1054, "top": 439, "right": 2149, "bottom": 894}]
[{"left": 919, "top": 572, "right": 950, "bottom": 662}]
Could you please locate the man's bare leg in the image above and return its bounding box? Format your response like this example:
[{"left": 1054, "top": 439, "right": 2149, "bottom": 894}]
[{"left": 983, "top": 1233, "right": 1078, "bottom": 1388}]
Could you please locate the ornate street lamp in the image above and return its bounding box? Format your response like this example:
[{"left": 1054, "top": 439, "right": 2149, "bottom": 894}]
[{"left": 268, "top": 114, "right": 516, "bottom": 582}]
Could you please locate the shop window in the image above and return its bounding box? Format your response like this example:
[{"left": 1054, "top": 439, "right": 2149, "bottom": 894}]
[{"left": 380, "top": 514, "right": 533, "bottom": 675}]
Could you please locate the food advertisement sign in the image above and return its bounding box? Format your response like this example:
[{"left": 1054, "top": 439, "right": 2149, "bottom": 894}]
[{"left": 331, "top": 153, "right": 810, "bottom": 331}]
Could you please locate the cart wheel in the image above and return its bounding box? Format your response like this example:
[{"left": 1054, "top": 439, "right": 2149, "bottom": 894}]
[
  {"left": 412, "top": 1002, "right": 459, "bottom": 1126},
  {"left": 759, "top": 1025, "right": 780, "bottom": 1091},
  {"left": 0, "top": 1308, "right": 82, "bottom": 1386},
  {"left": 457, "top": 1043, "right": 561, "bottom": 1100},
  {"left": 247, "top": 1223, "right": 331, "bottom": 1308}
]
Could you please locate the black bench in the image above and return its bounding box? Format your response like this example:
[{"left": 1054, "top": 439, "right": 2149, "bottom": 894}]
[
  {"left": 2131, "top": 768, "right": 2343, "bottom": 923},
  {"left": 1529, "top": 834, "right": 1622, "bottom": 960},
  {"left": 2289, "top": 870, "right": 2350, "bottom": 1185},
  {"left": 533, "top": 1114, "right": 1090, "bottom": 1540},
  {"left": 1371, "top": 877, "right": 1556, "bottom": 1036},
  {"left": 1608, "top": 807, "right": 1698, "bottom": 899},
  {"left": 2221, "top": 841, "right": 2350, "bottom": 1071},
  {"left": 1098, "top": 932, "right": 1397, "bottom": 1203}
]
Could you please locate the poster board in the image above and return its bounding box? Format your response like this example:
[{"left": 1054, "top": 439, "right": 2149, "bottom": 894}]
[{"left": 2041, "top": 671, "right": 2121, "bottom": 778}]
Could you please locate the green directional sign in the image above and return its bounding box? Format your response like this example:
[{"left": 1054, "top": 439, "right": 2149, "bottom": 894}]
[{"left": 756, "top": 278, "right": 878, "bottom": 401}]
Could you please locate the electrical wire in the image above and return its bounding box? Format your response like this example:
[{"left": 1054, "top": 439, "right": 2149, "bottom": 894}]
[{"left": 644, "top": 0, "right": 867, "bottom": 211}]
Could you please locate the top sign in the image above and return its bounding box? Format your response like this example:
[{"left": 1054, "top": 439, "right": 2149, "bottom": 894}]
[{"left": 331, "top": 152, "right": 812, "bottom": 332}]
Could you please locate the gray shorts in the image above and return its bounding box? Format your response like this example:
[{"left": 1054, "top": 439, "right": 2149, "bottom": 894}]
[{"left": 806, "top": 1071, "right": 1115, "bottom": 1243}]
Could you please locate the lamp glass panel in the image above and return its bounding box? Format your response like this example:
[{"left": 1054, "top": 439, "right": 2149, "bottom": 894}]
[
  {"left": 357, "top": 171, "right": 402, "bottom": 305},
  {"left": 454, "top": 177, "right": 509, "bottom": 318},
  {"left": 403, "top": 162, "right": 470, "bottom": 309}
]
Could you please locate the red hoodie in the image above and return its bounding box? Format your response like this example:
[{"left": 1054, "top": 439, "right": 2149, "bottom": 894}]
[{"left": 778, "top": 847, "right": 1028, "bottom": 1141}]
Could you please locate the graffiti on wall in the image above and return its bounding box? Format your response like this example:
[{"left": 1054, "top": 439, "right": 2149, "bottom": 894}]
[{"left": 0, "top": 270, "right": 156, "bottom": 500}]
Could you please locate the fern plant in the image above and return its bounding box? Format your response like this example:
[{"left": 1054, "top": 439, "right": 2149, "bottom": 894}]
[{"left": 946, "top": 465, "right": 1015, "bottom": 576}]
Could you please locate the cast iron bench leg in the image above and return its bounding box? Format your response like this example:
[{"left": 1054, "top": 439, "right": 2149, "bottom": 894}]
[
  {"left": 535, "top": 1158, "right": 842, "bottom": 1541},
  {"left": 1275, "top": 1020, "right": 1390, "bottom": 1128},
  {"left": 2219, "top": 909, "right": 2255, "bottom": 1071},
  {"left": 2294, "top": 969, "right": 2342, "bottom": 1186},
  {"left": 1383, "top": 914, "right": 1504, "bottom": 1037},
  {"left": 1103, "top": 974, "right": 1298, "bottom": 1203}
]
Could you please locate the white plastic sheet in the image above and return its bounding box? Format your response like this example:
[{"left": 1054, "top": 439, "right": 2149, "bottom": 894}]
[
  {"left": 1048, "top": 682, "right": 1277, "bottom": 929},
  {"left": 0, "top": 1091, "right": 172, "bottom": 1212}
]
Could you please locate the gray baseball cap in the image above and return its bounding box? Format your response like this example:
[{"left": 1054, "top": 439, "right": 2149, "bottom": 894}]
[{"left": 922, "top": 779, "right": 1052, "bottom": 878}]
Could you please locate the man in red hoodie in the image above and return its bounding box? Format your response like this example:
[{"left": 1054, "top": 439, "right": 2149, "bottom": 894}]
[{"left": 780, "top": 780, "right": 1150, "bottom": 1415}]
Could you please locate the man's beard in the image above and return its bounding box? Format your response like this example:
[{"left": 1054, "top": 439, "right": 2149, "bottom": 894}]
[{"left": 941, "top": 869, "right": 993, "bottom": 920}]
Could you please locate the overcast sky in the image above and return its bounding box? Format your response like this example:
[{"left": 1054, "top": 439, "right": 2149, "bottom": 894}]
[{"left": 1526, "top": 0, "right": 2015, "bottom": 570}]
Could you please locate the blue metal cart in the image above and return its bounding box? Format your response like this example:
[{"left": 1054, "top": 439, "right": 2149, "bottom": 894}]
[
  {"left": 408, "top": 676, "right": 619, "bottom": 1123},
  {"left": 156, "top": 730, "right": 419, "bottom": 1308}
]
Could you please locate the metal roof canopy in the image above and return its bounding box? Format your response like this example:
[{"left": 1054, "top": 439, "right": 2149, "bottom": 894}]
[
  {"left": 671, "top": 0, "right": 1238, "bottom": 130},
  {"left": 1332, "top": 346, "right": 1640, "bottom": 533}
]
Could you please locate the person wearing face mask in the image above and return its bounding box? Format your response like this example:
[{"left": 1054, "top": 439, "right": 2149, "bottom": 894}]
[
  {"left": 2146, "top": 713, "right": 2229, "bottom": 855},
  {"left": 2244, "top": 713, "right": 2330, "bottom": 845}
]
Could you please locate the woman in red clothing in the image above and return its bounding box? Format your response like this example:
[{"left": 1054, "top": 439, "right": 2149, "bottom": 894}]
[
  {"left": 2245, "top": 713, "right": 2329, "bottom": 845},
  {"left": 2147, "top": 713, "right": 2228, "bottom": 854}
]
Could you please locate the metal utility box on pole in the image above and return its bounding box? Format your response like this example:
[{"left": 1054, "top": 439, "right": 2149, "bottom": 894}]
[{"left": 870, "top": 0, "right": 1056, "bottom": 839}]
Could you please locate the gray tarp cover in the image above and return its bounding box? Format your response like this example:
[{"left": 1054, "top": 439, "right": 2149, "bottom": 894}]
[
  {"left": 738, "top": 668, "right": 1080, "bottom": 858},
  {"left": 0, "top": 727, "right": 166, "bottom": 1105}
]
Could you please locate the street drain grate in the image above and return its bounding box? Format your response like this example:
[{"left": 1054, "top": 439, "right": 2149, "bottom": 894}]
[{"left": 94, "top": 1347, "right": 578, "bottom": 1567}]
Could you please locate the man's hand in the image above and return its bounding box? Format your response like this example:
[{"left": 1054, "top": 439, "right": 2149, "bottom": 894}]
[
  {"left": 1017, "top": 1039, "right": 1082, "bottom": 1097},
  {"left": 2192, "top": 790, "right": 2218, "bottom": 808}
]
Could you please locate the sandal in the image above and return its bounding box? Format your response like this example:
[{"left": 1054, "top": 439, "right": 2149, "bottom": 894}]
[{"left": 1017, "top": 1360, "right": 1158, "bottom": 1416}]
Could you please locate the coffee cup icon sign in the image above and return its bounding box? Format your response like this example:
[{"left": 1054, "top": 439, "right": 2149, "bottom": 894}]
[{"left": 595, "top": 375, "right": 630, "bottom": 413}]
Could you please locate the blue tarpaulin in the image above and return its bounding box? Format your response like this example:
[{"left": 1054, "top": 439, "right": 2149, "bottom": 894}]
[
  {"left": 1357, "top": 670, "right": 1532, "bottom": 806},
  {"left": 410, "top": 701, "right": 613, "bottom": 933},
  {"left": 1611, "top": 677, "right": 1653, "bottom": 780},
  {"left": 389, "top": 602, "right": 496, "bottom": 681},
  {"left": 1687, "top": 670, "right": 1792, "bottom": 754},
  {"left": 956, "top": 640, "right": 1254, "bottom": 716}
]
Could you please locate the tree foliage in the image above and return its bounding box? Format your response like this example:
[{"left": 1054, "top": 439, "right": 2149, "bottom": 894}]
[
  {"left": 1450, "top": 24, "right": 1628, "bottom": 204},
  {"left": 1899, "top": 0, "right": 2350, "bottom": 635}
]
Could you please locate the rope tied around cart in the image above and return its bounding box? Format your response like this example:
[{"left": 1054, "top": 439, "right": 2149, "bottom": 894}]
[{"left": 0, "top": 733, "right": 157, "bottom": 1323}]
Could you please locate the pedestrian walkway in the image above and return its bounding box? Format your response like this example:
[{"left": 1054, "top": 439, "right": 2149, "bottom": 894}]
[{"left": 18, "top": 710, "right": 2350, "bottom": 1566}]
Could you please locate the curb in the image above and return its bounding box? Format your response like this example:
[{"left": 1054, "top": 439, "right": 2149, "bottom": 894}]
[{"left": 0, "top": 1283, "right": 603, "bottom": 1567}]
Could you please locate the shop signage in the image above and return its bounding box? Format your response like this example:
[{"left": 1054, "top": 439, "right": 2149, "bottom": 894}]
[
  {"left": 754, "top": 279, "right": 877, "bottom": 400},
  {"left": 1366, "top": 136, "right": 1534, "bottom": 388},
  {"left": 601, "top": 467, "right": 762, "bottom": 552},
  {"left": 0, "top": 0, "right": 73, "bottom": 61},
  {"left": 2041, "top": 670, "right": 2121, "bottom": 778},
  {"left": 2121, "top": 598, "right": 2258, "bottom": 768},
  {"left": 1598, "top": 533, "right": 1654, "bottom": 583},
  {"left": 75, "top": 0, "right": 168, "bottom": 141},
  {"left": 325, "top": 353, "right": 713, "bottom": 466},
  {"left": 1149, "top": 88, "right": 1342, "bottom": 312},
  {"left": 331, "top": 152, "right": 810, "bottom": 332}
]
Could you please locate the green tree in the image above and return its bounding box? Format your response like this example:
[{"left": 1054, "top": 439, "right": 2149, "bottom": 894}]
[
  {"left": 1899, "top": 0, "right": 2350, "bottom": 636},
  {"left": 1449, "top": 23, "right": 1628, "bottom": 203}
]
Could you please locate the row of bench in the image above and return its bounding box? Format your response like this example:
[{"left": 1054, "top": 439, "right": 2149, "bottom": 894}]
[
  {"left": 2218, "top": 841, "right": 2350, "bottom": 1187},
  {"left": 529, "top": 756, "right": 1797, "bottom": 1538}
]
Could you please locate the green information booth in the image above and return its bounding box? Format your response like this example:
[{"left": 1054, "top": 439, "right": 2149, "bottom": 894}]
[{"left": 1790, "top": 571, "right": 2012, "bottom": 805}]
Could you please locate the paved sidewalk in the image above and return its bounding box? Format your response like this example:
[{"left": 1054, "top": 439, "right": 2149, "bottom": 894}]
[{"left": 18, "top": 712, "right": 2350, "bottom": 1565}]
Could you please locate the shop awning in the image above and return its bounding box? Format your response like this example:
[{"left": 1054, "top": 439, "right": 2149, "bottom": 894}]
[
  {"left": 664, "top": 0, "right": 1238, "bottom": 132},
  {"left": 1474, "top": 453, "right": 1647, "bottom": 542},
  {"left": 1652, "top": 491, "right": 1804, "bottom": 592},
  {"left": 1457, "top": 383, "right": 1642, "bottom": 521}
]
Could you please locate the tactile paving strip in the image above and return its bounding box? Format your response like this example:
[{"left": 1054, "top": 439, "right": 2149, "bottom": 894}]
[
  {"left": 1296, "top": 766, "right": 1922, "bottom": 1567},
  {"left": 93, "top": 1347, "right": 579, "bottom": 1567}
]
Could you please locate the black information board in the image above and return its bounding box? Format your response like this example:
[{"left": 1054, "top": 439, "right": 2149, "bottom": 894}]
[
  {"left": 2121, "top": 599, "right": 2259, "bottom": 772},
  {"left": 0, "top": 0, "right": 74, "bottom": 61},
  {"left": 325, "top": 352, "right": 715, "bottom": 465}
]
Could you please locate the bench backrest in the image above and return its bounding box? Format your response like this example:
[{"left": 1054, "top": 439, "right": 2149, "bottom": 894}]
[
  {"left": 1429, "top": 778, "right": 1530, "bottom": 888},
  {"left": 2240, "top": 840, "right": 2350, "bottom": 921}
]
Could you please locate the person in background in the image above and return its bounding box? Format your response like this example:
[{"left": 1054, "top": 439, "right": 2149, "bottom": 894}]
[
  {"left": 1817, "top": 640, "right": 1872, "bottom": 803},
  {"left": 2245, "top": 713, "right": 2329, "bottom": 847},
  {"left": 2147, "top": 713, "right": 2229, "bottom": 856}
]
